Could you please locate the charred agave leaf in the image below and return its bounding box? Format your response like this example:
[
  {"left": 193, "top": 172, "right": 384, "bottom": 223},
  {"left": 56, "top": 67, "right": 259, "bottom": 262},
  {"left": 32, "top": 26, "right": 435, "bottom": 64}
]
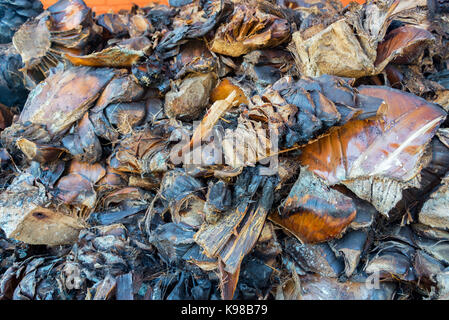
[
  {"left": 3, "top": 256, "right": 70, "bottom": 300},
  {"left": 12, "top": 0, "right": 102, "bottom": 87},
  {"left": 131, "top": 55, "right": 171, "bottom": 92},
  {"left": 0, "top": 173, "right": 84, "bottom": 245},
  {"left": 156, "top": 0, "right": 233, "bottom": 58},
  {"left": 270, "top": 168, "right": 357, "bottom": 244},
  {"left": 65, "top": 224, "right": 138, "bottom": 291},
  {"left": 65, "top": 46, "right": 144, "bottom": 68},
  {"left": 96, "top": 13, "right": 129, "bottom": 37},
  {"left": 413, "top": 250, "right": 445, "bottom": 293},
  {"left": 12, "top": 67, "right": 115, "bottom": 140},
  {"left": 239, "top": 48, "right": 295, "bottom": 89},
  {"left": 269, "top": 75, "right": 340, "bottom": 144},
  {"left": 329, "top": 229, "right": 369, "bottom": 277},
  {"left": 411, "top": 224, "right": 449, "bottom": 266},
  {"left": 210, "top": 78, "right": 250, "bottom": 106},
  {"left": 1, "top": 122, "right": 51, "bottom": 154},
  {"left": 194, "top": 168, "right": 276, "bottom": 299},
  {"left": 365, "top": 239, "right": 417, "bottom": 282},
  {"left": 104, "top": 102, "right": 147, "bottom": 135},
  {"left": 29, "top": 160, "right": 66, "bottom": 189},
  {"left": 148, "top": 222, "right": 196, "bottom": 264},
  {"left": 0, "top": 43, "right": 30, "bottom": 108},
  {"left": 92, "top": 70, "right": 145, "bottom": 112},
  {"left": 16, "top": 138, "right": 67, "bottom": 163},
  {"left": 437, "top": 128, "right": 449, "bottom": 149},
  {"left": 299, "top": 86, "right": 447, "bottom": 215},
  {"left": 62, "top": 112, "right": 102, "bottom": 163},
  {"left": 203, "top": 180, "right": 232, "bottom": 224},
  {"left": 158, "top": 169, "right": 205, "bottom": 228},
  {"left": 282, "top": 237, "right": 344, "bottom": 277},
  {"left": 172, "top": 40, "right": 217, "bottom": 79},
  {"left": 375, "top": 25, "right": 435, "bottom": 68},
  {"left": 96, "top": 11, "right": 152, "bottom": 39},
  {"left": 54, "top": 160, "right": 106, "bottom": 210},
  {"left": 264, "top": 75, "right": 386, "bottom": 146},
  {"left": 391, "top": 137, "right": 449, "bottom": 222},
  {"left": 211, "top": 0, "right": 291, "bottom": 57}
]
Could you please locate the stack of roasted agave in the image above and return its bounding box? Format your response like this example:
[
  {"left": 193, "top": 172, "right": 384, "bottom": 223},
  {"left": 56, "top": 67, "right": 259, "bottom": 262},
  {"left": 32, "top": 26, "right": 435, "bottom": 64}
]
[{"left": 0, "top": 0, "right": 449, "bottom": 300}]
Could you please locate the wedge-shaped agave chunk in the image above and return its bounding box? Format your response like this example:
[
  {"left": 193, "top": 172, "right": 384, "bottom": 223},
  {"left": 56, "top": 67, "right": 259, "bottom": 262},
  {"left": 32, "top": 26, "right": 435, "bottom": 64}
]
[
  {"left": 18, "top": 66, "right": 115, "bottom": 138},
  {"left": 299, "top": 86, "right": 446, "bottom": 214}
]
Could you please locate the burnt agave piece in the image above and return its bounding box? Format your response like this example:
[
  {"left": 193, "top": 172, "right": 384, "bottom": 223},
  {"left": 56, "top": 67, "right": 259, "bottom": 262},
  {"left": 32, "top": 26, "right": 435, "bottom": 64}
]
[
  {"left": 172, "top": 40, "right": 217, "bottom": 79},
  {"left": 418, "top": 174, "right": 449, "bottom": 230},
  {"left": 164, "top": 72, "right": 217, "bottom": 121},
  {"left": 365, "top": 239, "right": 417, "bottom": 282},
  {"left": 2, "top": 0, "right": 449, "bottom": 302},
  {"left": 62, "top": 112, "right": 102, "bottom": 163},
  {"left": 293, "top": 273, "right": 396, "bottom": 300},
  {"left": 270, "top": 168, "right": 357, "bottom": 244},
  {"left": 0, "top": 172, "right": 85, "bottom": 245},
  {"left": 204, "top": 180, "right": 232, "bottom": 224},
  {"left": 155, "top": 0, "right": 233, "bottom": 58},
  {"left": 299, "top": 86, "right": 447, "bottom": 215},
  {"left": 148, "top": 222, "right": 196, "bottom": 264},
  {"left": 0, "top": 44, "right": 29, "bottom": 108},
  {"left": 64, "top": 224, "right": 148, "bottom": 297},
  {"left": 132, "top": 55, "right": 171, "bottom": 92},
  {"left": 211, "top": 0, "right": 291, "bottom": 57},
  {"left": 282, "top": 237, "right": 345, "bottom": 277},
  {"left": 239, "top": 49, "right": 295, "bottom": 89}
]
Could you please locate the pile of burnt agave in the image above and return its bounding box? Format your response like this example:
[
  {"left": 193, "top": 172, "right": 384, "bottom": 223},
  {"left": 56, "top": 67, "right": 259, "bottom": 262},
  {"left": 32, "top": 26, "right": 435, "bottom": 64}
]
[{"left": 1, "top": 0, "right": 449, "bottom": 300}]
